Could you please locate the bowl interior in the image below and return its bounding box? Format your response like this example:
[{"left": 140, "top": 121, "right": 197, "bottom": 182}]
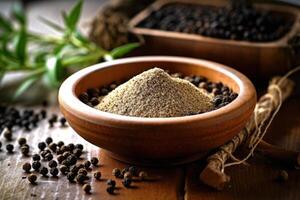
[{"left": 74, "top": 59, "right": 240, "bottom": 100}]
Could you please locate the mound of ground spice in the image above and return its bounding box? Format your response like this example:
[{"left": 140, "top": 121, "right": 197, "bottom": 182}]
[{"left": 95, "top": 68, "right": 213, "bottom": 117}]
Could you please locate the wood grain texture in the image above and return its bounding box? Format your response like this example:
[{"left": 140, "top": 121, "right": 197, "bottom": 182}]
[{"left": 185, "top": 93, "right": 300, "bottom": 200}]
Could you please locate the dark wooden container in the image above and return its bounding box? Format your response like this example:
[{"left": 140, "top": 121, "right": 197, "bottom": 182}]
[{"left": 129, "top": 0, "right": 300, "bottom": 79}]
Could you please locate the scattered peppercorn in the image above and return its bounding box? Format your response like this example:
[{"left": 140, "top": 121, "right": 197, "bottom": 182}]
[
  {"left": 22, "top": 162, "right": 31, "bottom": 173},
  {"left": 124, "top": 172, "right": 132, "bottom": 179},
  {"left": 6, "top": 144, "right": 14, "bottom": 153},
  {"left": 78, "top": 168, "right": 88, "bottom": 176},
  {"left": 277, "top": 170, "right": 289, "bottom": 182},
  {"left": 94, "top": 171, "right": 101, "bottom": 180},
  {"left": 59, "top": 165, "right": 69, "bottom": 175},
  {"left": 91, "top": 157, "right": 99, "bottom": 166},
  {"left": 45, "top": 137, "right": 53, "bottom": 145},
  {"left": 21, "top": 145, "right": 30, "bottom": 156},
  {"left": 128, "top": 166, "right": 138, "bottom": 176},
  {"left": 50, "top": 167, "right": 59, "bottom": 177},
  {"left": 59, "top": 117, "right": 67, "bottom": 127},
  {"left": 57, "top": 141, "right": 64, "bottom": 147},
  {"left": 18, "top": 137, "right": 27, "bottom": 146},
  {"left": 48, "top": 160, "right": 58, "bottom": 168},
  {"left": 66, "top": 155, "right": 77, "bottom": 166},
  {"left": 76, "top": 174, "right": 86, "bottom": 184},
  {"left": 84, "top": 160, "right": 91, "bottom": 169},
  {"left": 32, "top": 154, "right": 41, "bottom": 161},
  {"left": 28, "top": 174, "right": 37, "bottom": 184},
  {"left": 40, "top": 167, "right": 48, "bottom": 177},
  {"left": 82, "top": 184, "right": 92, "bottom": 194},
  {"left": 73, "top": 148, "right": 82, "bottom": 158},
  {"left": 112, "top": 168, "right": 121, "bottom": 178},
  {"left": 67, "top": 172, "right": 76, "bottom": 182},
  {"left": 106, "top": 186, "right": 115, "bottom": 194},
  {"left": 48, "top": 143, "right": 57, "bottom": 152},
  {"left": 106, "top": 179, "right": 116, "bottom": 187},
  {"left": 63, "top": 152, "right": 71, "bottom": 158},
  {"left": 45, "top": 153, "right": 53, "bottom": 161},
  {"left": 38, "top": 142, "right": 46, "bottom": 151},
  {"left": 4, "top": 129, "right": 12, "bottom": 141},
  {"left": 75, "top": 144, "right": 83, "bottom": 150},
  {"left": 57, "top": 155, "right": 65, "bottom": 164},
  {"left": 32, "top": 161, "right": 41, "bottom": 171},
  {"left": 139, "top": 171, "right": 148, "bottom": 181},
  {"left": 122, "top": 178, "right": 132, "bottom": 188}
]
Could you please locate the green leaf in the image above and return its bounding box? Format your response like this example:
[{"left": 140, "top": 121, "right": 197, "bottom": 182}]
[
  {"left": 66, "top": 0, "right": 83, "bottom": 31},
  {"left": 12, "top": 3, "right": 26, "bottom": 25},
  {"left": 46, "top": 56, "right": 63, "bottom": 88},
  {"left": 0, "top": 14, "right": 13, "bottom": 32},
  {"left": 14, "top": 27, "right": 27, "bottom": 64},
  {"left": 39, "top": 16, "right": 64, "bottom": 32},
  {"left": 107, "top": 43, "right": 140, "bottom": 60},
  {"left": 14, "top": 75, "right": 39, "bottom": 100}
]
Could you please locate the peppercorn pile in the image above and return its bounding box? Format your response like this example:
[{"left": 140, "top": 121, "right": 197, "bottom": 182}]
[
  {"left": 138, "top": 2, "right": 293, "bottom": 42},
  {"left": 20, "top": 136, "right": 150, "bottom": 195},
  {"left": 78, "top": 68, "right": 238, "bottom": 117}
]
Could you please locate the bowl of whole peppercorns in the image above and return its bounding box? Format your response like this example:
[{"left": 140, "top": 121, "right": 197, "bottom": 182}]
[
  {"left": 59, "top": 56, "right": 256, "bottom": 165},
  {"left": 129, "top": 0, "right": 300, "bottom": 78}
]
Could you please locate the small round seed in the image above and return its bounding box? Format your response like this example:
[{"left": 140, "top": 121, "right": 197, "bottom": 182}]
[
  {"left": 122, "top": 178, "right": 132, "bottom": 188},
  {"left": 4, "top": 129, "right": 12, "bottom": 141},
  {"left": 32, "top": 154, "right": 41, "bottom": 161},
  {"left": 40, "top": 167, "right": 48, "bottom": 177},
  {"left": 94, "top": 171, "right": 101, "bottom": 180},
  {"left": 139, "top": 171, "right": 148, "bottom": 180},
  {"left": 106, "top": 179, "right": 116, "bottom": 187},
  {"left": 124, "top": 172, "right": 132, "bottom": 179},
  {"left": 32, "top": 161, "right": 41, "bottom": 171},
  {"left": 28, "top": 174, "right": 37, "bottom": 184},
  {"left": 128, "top": 166, "right": 138, "bottom": 176},
  {"left": 82, "top": 184, "right": 91, "bottom": 194},
  {"left": 78, "top": 168, "right": 88, "bottom": 176},
  {"left": 91, "top": 157, "right": 99, "bottom": 166},
  {"left": 112, "top": 168, "right": 121, "bottom": 178},
  {"left": 84, "top": 160, "right": 91, "bottom": 169},
  {"left": 48, "top": 160, "right": 57, "bottom": 168},
  {"left": 18, "top": 137, "right": 27, "bottom": 146},
  {"left": 75, "top": 144, "right": 83, "bottom": 150},
  {"left": 38, "top": 142, "right": 46, "bottom": 151},
  {"left": 50, "top": 167, "right": 59, "bottom": 177},
  {"left": 22, "top": 162, "right": 31, "bottom": 173},
  {"left": 57, "top": 155, "right": 65, "bottom": 164},
  {"left": 45, "top": 153, "right": 53, "bottom": 161},
  {"left": 59, "top": 165, "right": 69, "bottom": 175},
  {"left": 57, "top": 141, "right": 64, "bottom": 147},
  {"left": 67, "top": 172, "right": 76, "bottom": 182},
  {"left": 106, "top": 186, "right": 115, "bottom": 194},
  {"left": 45, "top": 137, "right": 53, "bottom": 145},
  {"left": 6, "top": 144, "right": 14, "bottom": 153},
  {"left": 48, "top": 143, "right": 57, "bottom": 152},
  {"left": 76, "top": 174, "right": 86, "bottom": 184},
  {"left": 21, "top": 146, "right": 30, "bottom": 156}
]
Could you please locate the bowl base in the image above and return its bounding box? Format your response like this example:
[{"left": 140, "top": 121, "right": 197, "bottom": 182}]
[{"left": 103, "top": 150, "right": 208, "bottom": 166}]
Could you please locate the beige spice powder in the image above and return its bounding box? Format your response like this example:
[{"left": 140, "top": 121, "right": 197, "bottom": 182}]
[{"left": 95, "top": 68, "right": 213, "bottom": 117}]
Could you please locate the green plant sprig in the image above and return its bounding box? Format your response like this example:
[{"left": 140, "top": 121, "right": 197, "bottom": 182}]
[{"left": 0, "top": 0, "right": 139, "bottom": 99}]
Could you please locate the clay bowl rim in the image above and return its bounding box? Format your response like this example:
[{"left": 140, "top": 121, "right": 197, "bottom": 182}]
[{"left": 58, "top": 56, "right": 256, "bottom": 127}]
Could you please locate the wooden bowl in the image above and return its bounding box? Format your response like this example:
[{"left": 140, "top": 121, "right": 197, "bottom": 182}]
[
  {"left": 58, "top": 56, "right": 256, "bottom": 165},
  {"left": 129, "top": 0, "right": 300, "bottom": 79}
]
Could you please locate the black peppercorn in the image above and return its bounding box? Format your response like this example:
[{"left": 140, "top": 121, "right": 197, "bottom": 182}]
[
  {"left": 75, "top": 144, "right": 83, "bottom": 150},
  {"left": 40, "top": 149, "right": 50, "bottom": 159},
  {"left": 67, "top": 143, "right": 75, "bottom": 151},
  {"left": 45, "top": 153, "right": 53, "bottom": 161},
  {"left": 128, "top": 166, "right": 138, "bottom": 176},
  {"left": 32, "top": 154, "right": 41, "bottom": 161},
  {"left": 22, "top": 162, "right": 31, "bottom": 173},
  {"left": 112, "top": 168, "right": 121, "bottom": 178},
  {"left": 90, "top": 97, "right": 99, "bottom": 106},
  {"left": 82, "top": 184, "right": 91, "bottom": 194},
  {"left": 91, "top": 157, "right": 99, "bottom": 166},
  {"left": 106, "top": 186, "right": 115, "bottom": 194},
  {"left": 18, "top": 137, "right": 27, "bottom": 146},
  {"left": 50, "top": 167, "right": 59, "bottom": 177},
  {"left": 78, "top": 168, "right": 88, "bottom": 176},
  {"left": 4, "top": 129, "right": 12, "bottom": 141},
  {"left": 21, "top": 145, "right": 30, "bottom": 156},
  {"left": 48, "top": 160, "right": 58, "bottom": 168},
  {"left": 124, "top": 172, "right": 132, "bottom": 179},
  {"left": 61, "top": 160, "right": 70, "bottom": 167},
  {"left": 94, "top": 171, "right": 101, "bottom": 180},
  {"left": 84, "top": 160, "right": 91, "bottom": 169},
  {"left": 76, "top": 174, "right": 86, "bottom": 184},
  {"left": 60, "top": 145, "right": 70, "bottom": 153},
  {"left": 38, "top": 142, "right": 46, "bottom": 151},
  {"left": 139, "top": 171, "right": 148, "bottom": 181},
  {"left": 122, "top": 178, "right": 132, "bottom": 188},
  {"left": 59, "top": 165, "right": 69, "bottom": 175},
  {"left": 57, "top": 141, "right": 64, "bottom": 147},
  {"left": 67, "top": 172, "right": 76, "bottom": 182},
  {"left": 40, "top": 167, "right": 48, "bottom": 177},
  {"left": 45, "top": 137, "right": 53, "bottom": 145},
  {"left": 66, "top": 155, "right": 77, "bottom": 165},
  {"left": 57, "top": 155, "right": 65, "bottom": 164},
  {"left": 59, "top": 117, "right": 67, "bottom": 127},
  {"left": 48, "top": 143, "right": 57, "bottom": 152},
  {"left": 62, "top": 152, "right": 71, "bottom": 158},
  {"left": 28, "top": 174, "right": 37, "bottom": 184},
  {"left": 100, "top": 88, "right": 109, "bottom": 95},
  {"left": 40, "top": 109, "right": 47, "bottom": 119},
  {"left": 73, "top": 148, "right": 82, "bottom": 158},
  {"left": 32, "top": 161, "right": 41, "bottom": 171},
  {"left": 106, "top": 179, "right": 116, "bottom": 187},
  {"left": 6, "top": 144, "right": 14, "bottom": 153}
]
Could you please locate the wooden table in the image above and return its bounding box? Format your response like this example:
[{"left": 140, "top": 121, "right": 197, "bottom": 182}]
[{"left": 0, "top": 1, "right": 300, "bottom": 199}]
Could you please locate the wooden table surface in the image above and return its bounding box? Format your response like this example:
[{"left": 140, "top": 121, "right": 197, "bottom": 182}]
[{"left": 0, "top": 1, "right": 300, "bottom": 200}]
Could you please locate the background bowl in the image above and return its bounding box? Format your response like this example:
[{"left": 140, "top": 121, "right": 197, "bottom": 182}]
[{"left": 58, "top": 56, "right": 256, "bottom": 165}]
